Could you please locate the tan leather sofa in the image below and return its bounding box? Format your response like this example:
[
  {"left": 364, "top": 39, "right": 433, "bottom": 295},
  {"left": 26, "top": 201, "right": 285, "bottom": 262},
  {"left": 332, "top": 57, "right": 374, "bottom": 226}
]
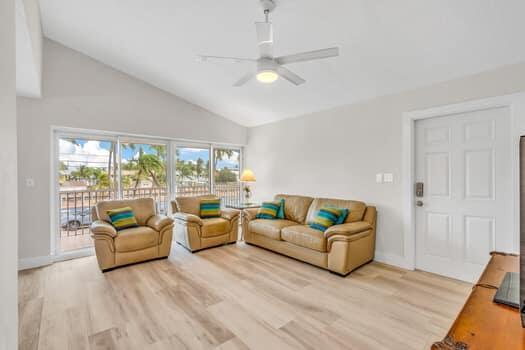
[
  {"left": 243, "top": 194, "right": 377, "bottom": 276},
  {"left": 90, "top": 198, "right": 174, "bottom": 271},
  {"left": 171, "top": 195, "right": 240, "bottom": 252}
]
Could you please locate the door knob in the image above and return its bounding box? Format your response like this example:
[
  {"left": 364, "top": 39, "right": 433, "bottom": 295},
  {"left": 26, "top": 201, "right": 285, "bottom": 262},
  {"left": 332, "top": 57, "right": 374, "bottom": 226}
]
[{"left": 416, "top": 200, "right": 424, "bottom": 207}]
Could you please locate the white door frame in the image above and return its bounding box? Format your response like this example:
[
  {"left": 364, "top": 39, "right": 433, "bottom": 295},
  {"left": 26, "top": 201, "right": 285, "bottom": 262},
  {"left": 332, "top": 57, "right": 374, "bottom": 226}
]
[{"left": 402, "top": 92, "right": 525, "bottom": 270}]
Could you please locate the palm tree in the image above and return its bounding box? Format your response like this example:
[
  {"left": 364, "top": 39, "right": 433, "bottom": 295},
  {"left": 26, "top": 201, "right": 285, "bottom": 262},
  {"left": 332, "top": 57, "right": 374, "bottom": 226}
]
[
  {"left": 214, "top": 149, "right": 235, "bottom": 171},
  {"left": 195, "top": 158, "right": 205, "bottom": 180},
  {"left": 214, "top": 149, "right": 238, "bottom": 182},
  {"left": 132, "top": 147, "right": 164, "bottom": 188},
  {"left": 107, "top": 142, "right": 138, "bottom": 188},
  {"left": 71, "top": 165, "right": 93, "bottom": 180},
  {"left": 176, "top": 160, "right": 194, "bottom": 183},
  {"left": 151, "top": 144, "right": 166, "bottom": 159}
]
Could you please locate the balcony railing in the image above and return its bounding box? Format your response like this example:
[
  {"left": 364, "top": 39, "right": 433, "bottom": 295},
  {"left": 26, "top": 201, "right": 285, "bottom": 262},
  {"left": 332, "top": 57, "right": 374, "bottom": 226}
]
[{"left": 58, "top": 182, "right": 241, "bottom": 244}]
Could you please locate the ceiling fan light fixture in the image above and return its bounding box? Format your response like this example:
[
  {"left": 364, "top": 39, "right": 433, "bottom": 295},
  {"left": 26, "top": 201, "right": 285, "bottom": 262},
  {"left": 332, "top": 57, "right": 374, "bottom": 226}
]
[{"left": 256, "top": 69, "right": 278, "bottom": 83}]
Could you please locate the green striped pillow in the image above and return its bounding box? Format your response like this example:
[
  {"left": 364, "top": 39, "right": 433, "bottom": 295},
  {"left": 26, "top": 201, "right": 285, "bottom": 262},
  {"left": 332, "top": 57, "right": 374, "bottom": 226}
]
[
  {"left": 309, "top": 207, "right": 344, "bottom": 232},
  {"left": 256, "top": 201, "right": 281, "bottom": 220},
  {"left": 200, "top": 199, "right": 221, "bottom": 218},
  {"left": 107, "top": 207, "right": 138, "bottom": 231}
]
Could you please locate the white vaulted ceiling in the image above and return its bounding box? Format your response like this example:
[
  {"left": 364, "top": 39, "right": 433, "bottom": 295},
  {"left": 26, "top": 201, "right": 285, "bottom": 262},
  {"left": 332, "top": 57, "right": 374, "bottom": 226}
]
[{"left": 40, "top": 0, "right": 525, "bottom": 126}]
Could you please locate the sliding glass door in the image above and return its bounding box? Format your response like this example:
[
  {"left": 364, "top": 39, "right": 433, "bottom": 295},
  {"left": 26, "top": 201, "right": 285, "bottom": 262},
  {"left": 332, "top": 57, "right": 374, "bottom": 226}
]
[
  {"left": 58, "top": 136, "right": 117, "bottom": 252},
  {"left": 175, "top": 145, "right": 211, "bottom": 197},
  {"left": 173, "top": 145, "right": 242, "bottom": 205},
  {"left": 55, "top": 131, "right": 242, "bottom": 255},
  {"left": 120, "top": 139, "right": 169, "bottom": 214},
  {"left": 213, "top": 147, "right": 241, "bottom": 206}
]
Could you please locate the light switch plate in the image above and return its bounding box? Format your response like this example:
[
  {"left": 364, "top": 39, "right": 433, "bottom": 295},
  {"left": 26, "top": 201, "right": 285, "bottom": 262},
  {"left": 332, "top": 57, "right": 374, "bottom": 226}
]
[
  {"left": 375, "top": 173, "right": 383, "bottom": 183},
  {"left": 383, "top": 173, "right": 394, "bottom": 183}
]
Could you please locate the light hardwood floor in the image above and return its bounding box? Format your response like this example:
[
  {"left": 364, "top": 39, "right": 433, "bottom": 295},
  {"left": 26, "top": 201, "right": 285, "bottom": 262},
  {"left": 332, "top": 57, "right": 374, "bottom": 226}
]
[{"left": 19, "top": 242, "right": 472, "bottom": 350}]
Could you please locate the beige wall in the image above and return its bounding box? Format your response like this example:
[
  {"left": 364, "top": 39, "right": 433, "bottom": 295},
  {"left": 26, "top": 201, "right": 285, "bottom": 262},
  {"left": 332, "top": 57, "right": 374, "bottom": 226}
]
[
  {"left": 245, "top": 62, "right": 525, "bottom": 264},
  {"left": 0, "top": 0, "right": 18, "bottom": 348},
  {"left": 17, "top": 39, "right": 247, "bottom": 260}
]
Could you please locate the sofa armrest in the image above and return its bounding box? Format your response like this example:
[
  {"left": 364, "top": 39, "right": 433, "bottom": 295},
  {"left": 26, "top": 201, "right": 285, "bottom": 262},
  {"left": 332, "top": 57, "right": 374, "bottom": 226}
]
[
  {"left": 90, "top": 220, "right": 117, "bottom": 238},
  {"left": 147, "top": 215, "right": 174, "bottom": 231},
  {"left": 243, "top": 208, "right": 259, "bottom": 221},
  {"left": 324, "top": 221, "right": 371, "bottom": 239},
  {"left": 221, "top": 208, "right": 240, "bottom": 221},
  {"left": 173, "top": 212, "right": 203, "bottom": 226},
  {"left": 327, "top": 231, "right": 372, "bottom": 251}
]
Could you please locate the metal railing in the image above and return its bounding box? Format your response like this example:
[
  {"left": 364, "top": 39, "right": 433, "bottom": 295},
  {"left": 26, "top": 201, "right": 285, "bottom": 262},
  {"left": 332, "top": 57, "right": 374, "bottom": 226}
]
[
  {"left": 59, "top": 182, "right": 241, "bottom": 239},
  {"left": 214, "top": 182, "right": 242, "bottom": 207}
]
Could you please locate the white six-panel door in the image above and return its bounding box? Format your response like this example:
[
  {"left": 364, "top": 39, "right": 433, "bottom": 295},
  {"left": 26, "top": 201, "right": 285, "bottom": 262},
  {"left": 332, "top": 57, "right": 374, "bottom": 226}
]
[{"left": 415, "top": 107, "right": 512, "bottom": 282}]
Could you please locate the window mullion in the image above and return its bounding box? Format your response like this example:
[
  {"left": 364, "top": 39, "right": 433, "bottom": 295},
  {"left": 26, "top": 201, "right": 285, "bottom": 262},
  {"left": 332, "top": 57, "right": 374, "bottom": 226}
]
[{"left": 116, "top": 136, "right": 122, "bottom": 199}]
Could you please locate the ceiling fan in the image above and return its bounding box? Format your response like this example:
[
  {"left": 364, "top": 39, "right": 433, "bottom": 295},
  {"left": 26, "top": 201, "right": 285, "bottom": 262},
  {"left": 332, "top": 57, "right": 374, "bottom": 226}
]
[{"left": 198, "top": 0, "right": 339, "bottom": 86}]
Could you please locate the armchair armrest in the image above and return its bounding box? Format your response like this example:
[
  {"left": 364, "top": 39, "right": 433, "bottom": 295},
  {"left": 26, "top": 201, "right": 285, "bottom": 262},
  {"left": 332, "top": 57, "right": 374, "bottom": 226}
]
[
  {"left": 90, "top": 220, "right": 117, "bottom": 238},
  {"left": 221, "top": 208, "right": 240, "bottom": 221},
  {"left": 173, "top": 212, "right": 203, "bottom": 225},
  {"left": 324, "top": 221, "right": 371, "bottom": 239},
  {"left": 243, "top": 208, "right": 259, "bottom": 221},
  {"left": 147, "top": 215, "right": 174, "bottom": 231}
]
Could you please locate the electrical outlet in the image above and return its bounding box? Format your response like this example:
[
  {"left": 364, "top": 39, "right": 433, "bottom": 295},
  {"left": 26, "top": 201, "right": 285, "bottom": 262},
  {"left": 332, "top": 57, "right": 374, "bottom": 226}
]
[{"left": 26, "top": 178, "right": 35, "bottom": 187}]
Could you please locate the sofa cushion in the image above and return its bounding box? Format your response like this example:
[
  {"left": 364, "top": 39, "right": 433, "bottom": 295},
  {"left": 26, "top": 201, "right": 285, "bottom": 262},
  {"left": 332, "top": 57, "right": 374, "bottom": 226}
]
[
  {"left": 281, "top": 225, "right": 327, "bottom": 252},
  {"left": 249, "top": 219, "right": 297, "bottom": 240},
  {"left": 114, "top": 226, "right": 159, "bottom": 252},
  {"left": 274, "top": 194, "right": 314, "bottom": 224},
  {"left": 201, "top": 217, "right": 231, "bottom": 238},
  {"left": 306, "top": 198, "right": 367, "bottom": 224}
]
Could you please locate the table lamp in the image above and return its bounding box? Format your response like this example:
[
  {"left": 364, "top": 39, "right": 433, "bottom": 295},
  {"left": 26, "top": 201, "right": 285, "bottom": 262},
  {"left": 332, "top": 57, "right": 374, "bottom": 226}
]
[{"left": 240, "top": 169, "right": 256, "bottom": 202}]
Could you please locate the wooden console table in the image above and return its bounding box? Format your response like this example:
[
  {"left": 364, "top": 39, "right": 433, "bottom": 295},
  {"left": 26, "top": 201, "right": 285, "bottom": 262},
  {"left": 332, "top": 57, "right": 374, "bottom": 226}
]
[{"left": 432, "top": 252, "right": 525, "bottom": 349}]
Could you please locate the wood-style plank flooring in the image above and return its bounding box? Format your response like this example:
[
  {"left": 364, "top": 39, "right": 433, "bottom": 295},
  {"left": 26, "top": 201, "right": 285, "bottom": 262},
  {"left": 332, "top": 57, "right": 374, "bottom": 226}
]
[{"left": 18, "top": 243, "right": 472, "bottom": 350}]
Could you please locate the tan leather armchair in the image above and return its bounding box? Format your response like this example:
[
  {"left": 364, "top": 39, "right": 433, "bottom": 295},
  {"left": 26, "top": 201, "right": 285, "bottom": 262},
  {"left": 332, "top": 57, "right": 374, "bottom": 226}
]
[
  {"left": 171, "top": 195, "right": 240, "bottom": 252},
  {"left": 243, "top": 194, "right": 377, "bottom": 276},
  {"left": 90, "top": 198, "right": 174, "bottom": 271}
]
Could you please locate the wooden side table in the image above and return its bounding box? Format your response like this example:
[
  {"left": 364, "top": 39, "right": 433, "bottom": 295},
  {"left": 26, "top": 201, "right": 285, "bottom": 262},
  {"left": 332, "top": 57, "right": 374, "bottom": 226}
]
[
  {"left": 225, "top": 202, "right": 260, "bottom": 241},
  {"left": 432, "top": 252, "right": 525, "bottom": 349}
]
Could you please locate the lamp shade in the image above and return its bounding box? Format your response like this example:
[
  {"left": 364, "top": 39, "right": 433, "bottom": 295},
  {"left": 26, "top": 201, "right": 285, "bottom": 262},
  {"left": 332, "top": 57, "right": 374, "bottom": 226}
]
[{"left": 240, "top": 169, "right": 256, "bottom": 182}]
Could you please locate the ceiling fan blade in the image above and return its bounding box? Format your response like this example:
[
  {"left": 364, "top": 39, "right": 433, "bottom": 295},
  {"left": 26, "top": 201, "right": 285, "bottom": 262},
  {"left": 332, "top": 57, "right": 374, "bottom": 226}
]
[
  {"left": 276, "top": 66, "right": 306, "bottom": 85},
  {"left": 255, "top": 21, "right": 273, "bottom": 57},
  {"left": 275, "top": 47, "right": 339, "bottom": 65},
  {"left": 233, "top": 72, "right": 254, "bottom": 87},
  {"left": 198, "top": 55, "right": 255, "bottom": 64}
]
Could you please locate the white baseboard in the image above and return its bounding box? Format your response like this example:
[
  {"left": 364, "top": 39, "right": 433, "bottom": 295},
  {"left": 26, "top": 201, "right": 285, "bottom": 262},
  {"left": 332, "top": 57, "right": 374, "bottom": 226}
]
[
  {"left": 18, "top": 248, "right": 95, "bottom": 271},
  {"left": 18, "top": 255, "right": 55, "bottom": 271},
  {"left": 374, "top": 251, "right": 413, "bottom": 270},
  {"left": 54, "top": 248, "right": 94, "bottom": 262}
]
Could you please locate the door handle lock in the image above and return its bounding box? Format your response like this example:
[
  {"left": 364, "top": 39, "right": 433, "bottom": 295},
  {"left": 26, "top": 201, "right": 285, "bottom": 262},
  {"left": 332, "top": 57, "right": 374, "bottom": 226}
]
[
  {"left": 415, "top": 182, "right": 424, "bottom": 197},
  {"left": 416, "top": 200, "right": 424, "bottom": 207}
]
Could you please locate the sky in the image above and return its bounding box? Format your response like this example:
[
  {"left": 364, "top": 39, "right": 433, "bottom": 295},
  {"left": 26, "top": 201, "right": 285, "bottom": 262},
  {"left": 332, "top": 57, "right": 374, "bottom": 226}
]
[{"left": 59, "top": 139, "right": 239, "bottom": 170}]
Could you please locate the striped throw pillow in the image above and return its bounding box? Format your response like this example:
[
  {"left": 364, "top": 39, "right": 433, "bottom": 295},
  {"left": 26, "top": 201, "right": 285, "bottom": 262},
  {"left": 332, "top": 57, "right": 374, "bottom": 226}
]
[
  {"left": 107, "top": 207, "right": 138, "bottom": 231},
  {"left": 277, "top": 198, "right": 285, "bottom": 219},
  {"left": 309, "top": 207, "right": 344, "bottom": 232},
  {"left": 200, "top": 199, "right": 221, "bottom": 218},
  {"left": 256, "top": 201, "right": 281, "bottom": 219},
  {"left": 335, "top": 208, "right": 349, "bottom": 225}
]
